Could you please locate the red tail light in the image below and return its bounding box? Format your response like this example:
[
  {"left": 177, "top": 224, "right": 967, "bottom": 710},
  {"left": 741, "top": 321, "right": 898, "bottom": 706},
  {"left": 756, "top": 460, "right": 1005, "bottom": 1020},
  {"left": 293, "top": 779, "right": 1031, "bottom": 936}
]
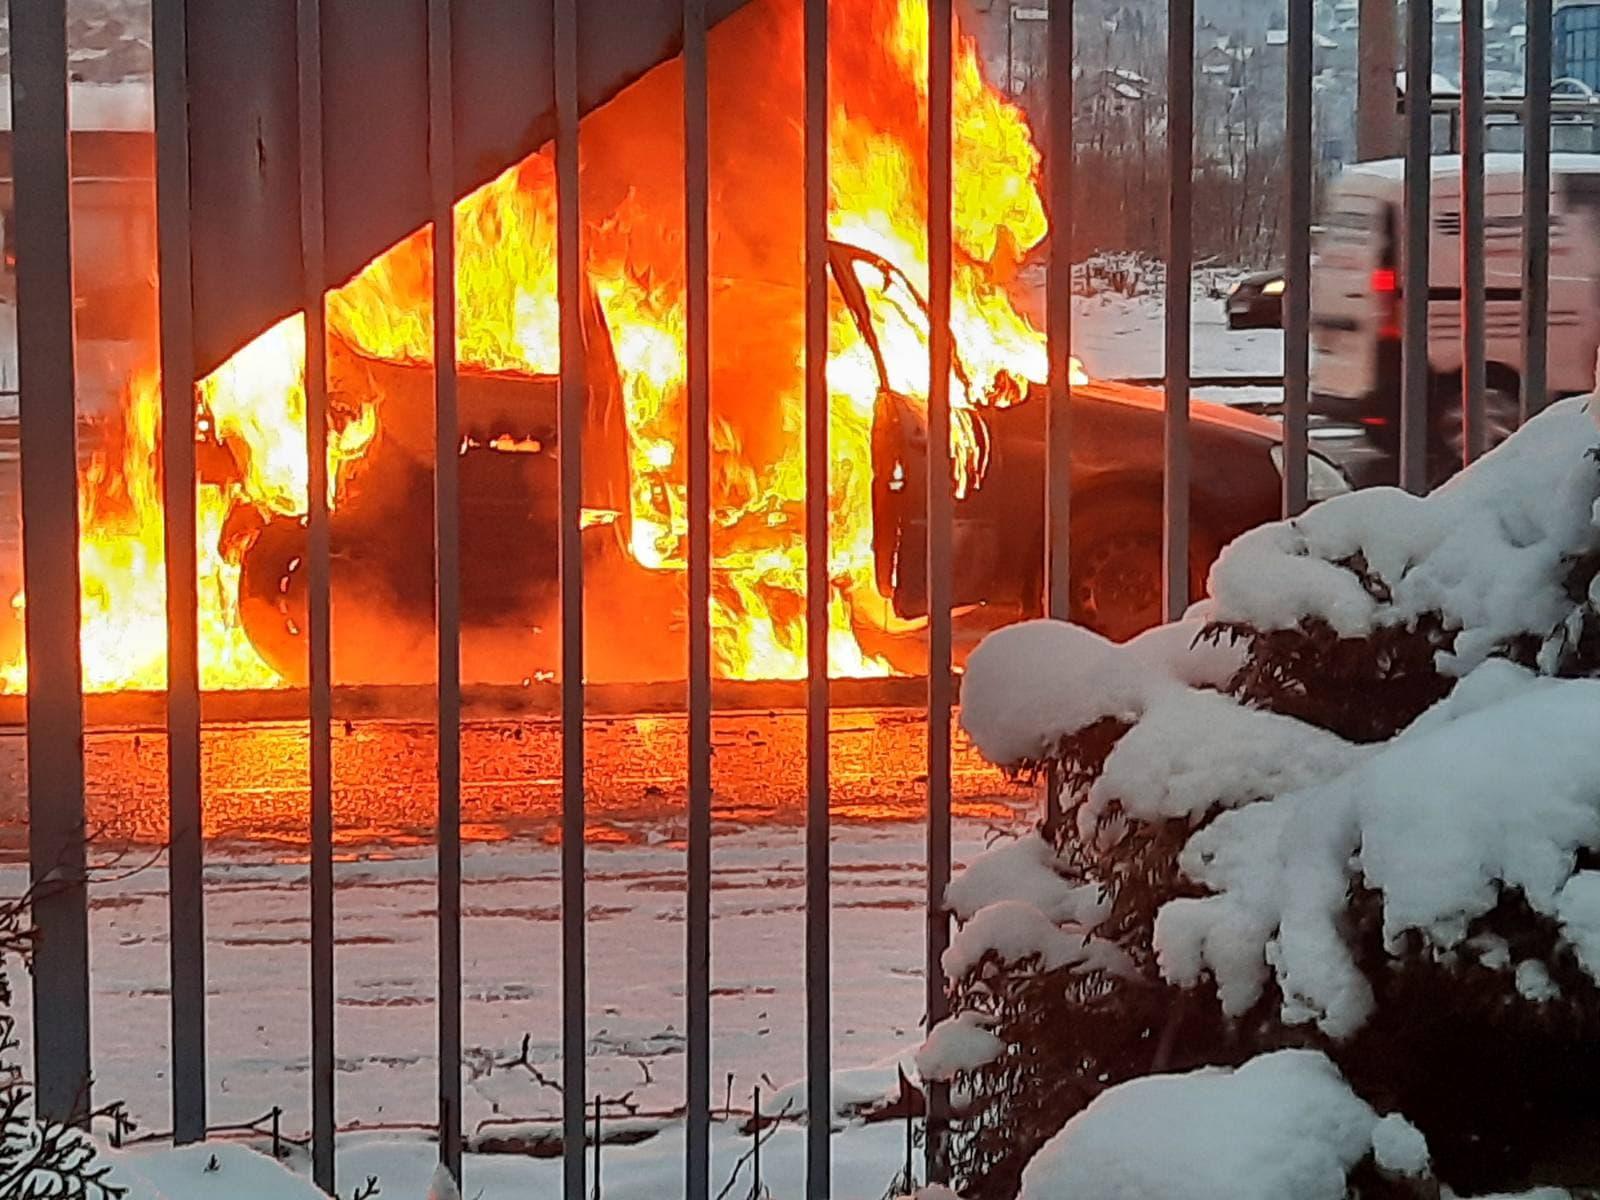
[{"left": 1372, "top": 267, "right": 1401, "bottom": 340}]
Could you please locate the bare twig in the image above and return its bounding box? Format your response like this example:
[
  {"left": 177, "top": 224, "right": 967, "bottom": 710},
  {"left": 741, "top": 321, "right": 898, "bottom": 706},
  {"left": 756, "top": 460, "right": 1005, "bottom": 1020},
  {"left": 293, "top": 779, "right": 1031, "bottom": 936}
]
[{"left": 713, "top": 1099, "right": 793, "bottom": 1200}]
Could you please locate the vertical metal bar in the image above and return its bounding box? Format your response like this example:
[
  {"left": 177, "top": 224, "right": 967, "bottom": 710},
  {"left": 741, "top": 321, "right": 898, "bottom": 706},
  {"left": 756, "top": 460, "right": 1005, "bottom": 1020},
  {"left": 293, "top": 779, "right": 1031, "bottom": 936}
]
[
  {"left": 1283, "top": 0, "right": 1312, "bottom": 518},
  {"left": 1045, "top": 0, "right": 1073, "bottom": 622},
  {"left": 428, "top": 0, "right": 463, "bottom": 1182},
  {"left": 296, "top": 0, "right": 336, "bottom": 1188},
  {"left": 1523, "top": 0, "right": 1552, "bottom": 424},
  {"left": 802, "top": 0, "right": 831, "bottom": 1192},
  {"left": 925, "top": 0, "right": 954, "bottom": 1185},
  {"left": 1044, "top": 0, "right": 1073, "bottom": 826},
  {"left": 153, "top": 0, "right": 207, "bottom": 1144},
  {"left": 1164, "top": 0, "right": 1193, "bottom": 617},
  {"left": 554, "top": 0, "right": 587, "bottom": 1196},
  {"left": 684, "top": 0, "right": 713, "bottom": 1196},
  {"left": 1399, "top": 0, "right": 1433, "bottom": 494},
  {"left": 1461, "top": 0, "right": 1486, "bottom": 465},
  {"left": 10, "top": 0, "right": 91, "bottom": 1126}
]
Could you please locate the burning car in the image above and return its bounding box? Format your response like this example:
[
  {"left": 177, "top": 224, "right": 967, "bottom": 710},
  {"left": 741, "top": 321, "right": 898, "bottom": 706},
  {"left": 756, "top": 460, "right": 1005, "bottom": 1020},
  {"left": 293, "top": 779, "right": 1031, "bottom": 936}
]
[
  {"left": 220, "top": 240, "right": 1345, "bottom": 681},
  {"left": 837, "top": 243, "right": 1349, "bottom": 644}
]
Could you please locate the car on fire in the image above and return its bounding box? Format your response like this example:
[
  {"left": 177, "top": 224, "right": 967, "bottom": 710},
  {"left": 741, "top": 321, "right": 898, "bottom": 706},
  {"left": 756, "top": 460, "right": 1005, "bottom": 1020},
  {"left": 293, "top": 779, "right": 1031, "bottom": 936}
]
[
  {"left": 225, "top": 240, "right": 1348, "bottom": 680},
  {"left": 834, "top": 242, "right": 1349, "bottom": 641}
]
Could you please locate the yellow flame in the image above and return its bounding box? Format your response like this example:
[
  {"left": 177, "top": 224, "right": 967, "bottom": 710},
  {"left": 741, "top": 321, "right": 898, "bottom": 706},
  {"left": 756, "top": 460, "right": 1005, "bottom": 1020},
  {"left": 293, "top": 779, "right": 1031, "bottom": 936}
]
[{"left": 12, "top": 0, "right": 1081, "bottom": 694}]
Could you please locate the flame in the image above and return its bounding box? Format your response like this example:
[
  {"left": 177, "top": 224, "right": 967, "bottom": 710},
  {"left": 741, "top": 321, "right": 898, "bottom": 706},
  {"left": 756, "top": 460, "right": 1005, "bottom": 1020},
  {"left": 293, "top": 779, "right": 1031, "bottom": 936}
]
[
  {"left": 1, "top": 371, "right": 281, "bottom": 692},
  {"left": 8, "top": 0, "right": 1081, "bottom": 694}
]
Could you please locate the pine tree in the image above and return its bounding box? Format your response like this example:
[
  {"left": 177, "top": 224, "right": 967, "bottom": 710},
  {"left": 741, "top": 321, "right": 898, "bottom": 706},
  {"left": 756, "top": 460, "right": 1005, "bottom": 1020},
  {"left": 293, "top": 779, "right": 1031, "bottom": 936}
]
[{"left": 945, "top": 493, "right": 1600, "bottom": 1197}]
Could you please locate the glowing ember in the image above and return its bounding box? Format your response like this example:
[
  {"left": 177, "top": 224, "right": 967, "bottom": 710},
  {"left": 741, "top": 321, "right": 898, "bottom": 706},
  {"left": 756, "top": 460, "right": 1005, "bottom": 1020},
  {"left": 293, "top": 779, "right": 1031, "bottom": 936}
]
[{"left": 5, "top": 0, "right": 1085, "bottom": 694}]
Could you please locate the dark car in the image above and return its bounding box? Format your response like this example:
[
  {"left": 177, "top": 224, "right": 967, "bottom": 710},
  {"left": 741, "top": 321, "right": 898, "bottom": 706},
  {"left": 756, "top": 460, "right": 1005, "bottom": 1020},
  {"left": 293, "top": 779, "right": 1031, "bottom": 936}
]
[
  {"left": 1226, "top": 269, "right": 1286, "bottom": 330},
  {"left": 832, "top": 243, "right": 1348, "bottom": 642}
]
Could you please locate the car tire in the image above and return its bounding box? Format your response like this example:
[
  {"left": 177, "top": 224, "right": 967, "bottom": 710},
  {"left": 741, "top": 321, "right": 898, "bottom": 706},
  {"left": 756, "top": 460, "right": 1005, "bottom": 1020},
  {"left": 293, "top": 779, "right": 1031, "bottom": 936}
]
[
  {"left": 1069, "top": 495, "right": 1213, "bottom": 643},
  {"left": 1430, "top": 371, "right": 1522, "bottom": 487}
]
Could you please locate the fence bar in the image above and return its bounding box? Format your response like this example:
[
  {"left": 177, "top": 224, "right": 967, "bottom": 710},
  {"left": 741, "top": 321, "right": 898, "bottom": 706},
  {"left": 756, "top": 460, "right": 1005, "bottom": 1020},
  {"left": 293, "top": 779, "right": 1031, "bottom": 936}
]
[
  {"left": 1399, "top": 0, "right": 1432, "bottom": 494},
  {"left": 1045, "top": 0, "right": 1072, "bottom": 621},
  {"left": 925, "top": 0, "right": 954, "bottom": 1184},
  {"left": 684, "top": 0, "right": 713, "bottom": 1195},
  {"left": 1523, "top": 0, "right": 1552, "bottom": 425},
  {"left": 802, "top": 0, "right": 832, "bottom": 1191},
  {"left": 1461, "top": 0, "right": 1486, "bottom": 465},
  {"left": 1282, "top": 0, "right": 1312, "bottom": 518},
  {"left": 296, "top": 0, "right": 337, "bottom": 1188},
  {"left": 428, "top": 0, "right": 464, "bottom": 1180},
  {"left": 1043, "top": 0, "right": 1073, "bottom": 826},
  {"left": 10, "top": 0, "right": 91, "bottom": 1125},
  {"left": 553, "top": 0, "right": 588, "bottom": 1195},
  {"left": 1163, "top": 0, "right": 1193, "bottom": 618},
  {"left": 153, "top": 0, "right": 207, "bottom": 1144}
]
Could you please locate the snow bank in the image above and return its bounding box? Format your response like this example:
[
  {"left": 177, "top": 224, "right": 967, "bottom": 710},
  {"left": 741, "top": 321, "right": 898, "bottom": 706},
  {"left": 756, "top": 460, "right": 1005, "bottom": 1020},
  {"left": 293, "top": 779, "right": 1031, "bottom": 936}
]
[
  {"left": 959, "top": 617, "right": 1242, "bottom": 766},
  {"left": 1017, "top": 1050, "right": 1401, "bottom": 1200},
  {"left": 107, "top": 1143, "right": 325, "bottom": 1199},
  {"left": 1210, "top": 396, "right": 1600, "bottom": 674},
  {"left": 1155, "top": 669, "right": 1600, "bottom": 1037}
]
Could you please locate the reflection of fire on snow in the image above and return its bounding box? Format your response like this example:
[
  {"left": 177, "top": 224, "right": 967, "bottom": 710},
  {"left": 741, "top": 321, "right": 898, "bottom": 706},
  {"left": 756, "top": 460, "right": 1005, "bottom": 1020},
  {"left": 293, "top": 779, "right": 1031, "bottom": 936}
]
[{"left": 3, "top": 0, "right": 1076, "bottom": 694}]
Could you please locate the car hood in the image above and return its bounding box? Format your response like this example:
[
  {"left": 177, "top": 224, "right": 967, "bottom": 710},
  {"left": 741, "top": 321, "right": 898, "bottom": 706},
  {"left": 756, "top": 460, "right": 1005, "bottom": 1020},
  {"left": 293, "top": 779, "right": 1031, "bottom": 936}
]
[{"left": 1074, "top": 377, "right": 1283, "bottom": 442}]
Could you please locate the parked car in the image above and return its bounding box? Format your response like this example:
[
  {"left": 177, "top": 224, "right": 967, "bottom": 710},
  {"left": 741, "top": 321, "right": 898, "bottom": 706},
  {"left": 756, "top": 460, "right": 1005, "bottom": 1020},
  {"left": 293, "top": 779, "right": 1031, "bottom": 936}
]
[
  {"left": 1226, "top": 269, "right": 1286, "bottom": 330},
  {"left": 1310, "top": 152, "right": 1600, "bottom": 482}
]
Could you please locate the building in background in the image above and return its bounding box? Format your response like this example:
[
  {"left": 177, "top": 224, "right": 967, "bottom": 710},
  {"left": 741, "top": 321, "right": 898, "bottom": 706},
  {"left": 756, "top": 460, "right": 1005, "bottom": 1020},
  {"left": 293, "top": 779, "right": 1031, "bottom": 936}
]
[{"left": 1556, "top": 0, "right": 1600, "bottom": 90}]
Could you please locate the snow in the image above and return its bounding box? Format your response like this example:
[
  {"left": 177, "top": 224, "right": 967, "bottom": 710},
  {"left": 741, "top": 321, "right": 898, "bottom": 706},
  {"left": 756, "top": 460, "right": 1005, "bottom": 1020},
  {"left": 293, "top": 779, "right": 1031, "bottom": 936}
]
[
  {"left": 762, "top": 1047, "right": 917, "bottom": 1123},
  {"left": 958, "top": 617, "right": 1242, "bottom": 766},
  {"left": 1016, "top": 1050, "right": 1391, "bottom": 1200},
  {"left": 1088, "top": 688, "right": 1364, "bottom": 824},
  {"left": 100, "top": 1117, "right": 940, "bottom": 1199},
  {"left": 3, "top": 818, "right": 1013, "bottom": 1150},
  {"left": 942, "top": 899, "right": 1096, "bottom": 977},
  {"left": 1155, "top": 670, "right": 1600, "bottom": 1038},
  {"left": 1371, "top": 1113, "right": 1431, "bottom": 1177},
  {"left": 1209, "top": 397, "right": 1600, "bottom": 674},
  {"left": 1555, "top": 870, "right": 1600, "bottom": 979},
  {"left": 1515, "top": 959, "right": 1562, "bottom": 1004},
  {"left": 1065, "top": 284, "right": 1283, "bottom": 382},
  {"left": 107, "top": 1143, "right": 325, "bottom": 1200},
  {"left": 0, "top": 81, "right": 153, "bottom": 132},
  {"left": 914, "top": 1011, "right": 1005, "bottom": 1083},
  {"left": 943, "top": 833, "right": 1106, "bottom": 925}
]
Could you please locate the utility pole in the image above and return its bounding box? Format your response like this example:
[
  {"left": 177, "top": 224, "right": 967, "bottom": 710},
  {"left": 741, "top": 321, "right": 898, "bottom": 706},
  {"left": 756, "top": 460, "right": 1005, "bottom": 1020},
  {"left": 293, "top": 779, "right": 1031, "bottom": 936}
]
[{"left": 1359, "top": 0, "right": 1402, "bottom": 159}]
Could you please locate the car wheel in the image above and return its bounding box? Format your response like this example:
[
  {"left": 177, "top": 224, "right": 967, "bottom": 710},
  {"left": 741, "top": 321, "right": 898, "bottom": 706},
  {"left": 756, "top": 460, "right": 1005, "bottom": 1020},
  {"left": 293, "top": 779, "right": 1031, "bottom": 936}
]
[
  {"left": 1431, "top": 378, "right": 1521, "bottom": 486},
  {"left": 1070, "top": 498, "right": 1210, "bottom": 643}
]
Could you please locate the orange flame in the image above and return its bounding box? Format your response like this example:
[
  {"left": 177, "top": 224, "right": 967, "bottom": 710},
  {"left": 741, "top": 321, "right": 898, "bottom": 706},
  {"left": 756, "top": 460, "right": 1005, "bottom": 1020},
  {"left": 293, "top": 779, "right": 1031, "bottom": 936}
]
[{"left": 6, "top": 0, "right": 1078, "bottom": 694}]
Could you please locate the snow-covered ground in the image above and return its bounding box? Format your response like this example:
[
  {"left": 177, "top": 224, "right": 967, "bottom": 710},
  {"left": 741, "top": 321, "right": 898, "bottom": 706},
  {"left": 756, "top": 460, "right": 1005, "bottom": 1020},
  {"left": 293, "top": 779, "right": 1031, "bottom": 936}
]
[
  {"left": 1071, "top": 287, "right": 1283, "bottom": 383},
  {"left": 5, "top": 815, "right": 1023, "bottom": 1195}
]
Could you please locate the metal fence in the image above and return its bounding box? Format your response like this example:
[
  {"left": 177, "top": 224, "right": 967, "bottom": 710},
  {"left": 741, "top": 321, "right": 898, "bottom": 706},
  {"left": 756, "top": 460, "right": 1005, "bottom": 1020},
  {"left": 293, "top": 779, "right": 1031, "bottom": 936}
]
[{"left": 4, "top": 0, "right": 1559, "bottom": 1196}]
